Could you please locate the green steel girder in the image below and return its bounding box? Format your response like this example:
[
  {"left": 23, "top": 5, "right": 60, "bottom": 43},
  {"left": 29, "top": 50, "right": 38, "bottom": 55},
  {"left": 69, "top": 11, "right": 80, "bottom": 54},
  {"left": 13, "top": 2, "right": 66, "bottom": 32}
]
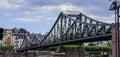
[{"left": 17, "top": 11, "right": 113, "bottom": 52}]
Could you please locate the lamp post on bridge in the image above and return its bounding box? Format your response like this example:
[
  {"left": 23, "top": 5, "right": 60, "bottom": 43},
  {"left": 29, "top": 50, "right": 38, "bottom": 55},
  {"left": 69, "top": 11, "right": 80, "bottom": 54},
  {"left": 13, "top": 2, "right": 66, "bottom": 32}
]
[{"left": 109, "top": 0, "right": 120, "bottom": 57}]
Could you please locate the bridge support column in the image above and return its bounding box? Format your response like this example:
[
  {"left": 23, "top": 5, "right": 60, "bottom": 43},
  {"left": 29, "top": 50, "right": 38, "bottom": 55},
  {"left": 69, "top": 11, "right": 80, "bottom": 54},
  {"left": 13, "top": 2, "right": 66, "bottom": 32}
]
[
  {"left": 65, "top": 49, "right": 87, "bottom": 57},
  {"left": 65, "top": 44, "right": 88, "bottom": 57},
  {"left": 65, "top": 49, "right": 80, "bottom": 57},
  {"left": 21, "top": 52, "right": 27, "bottom": 57},
  {"left": 112, "top": 27, "right": 120, "bottom": 57},
  {"left": 27, "top": 53, "right": 34, "bottom": 57}
]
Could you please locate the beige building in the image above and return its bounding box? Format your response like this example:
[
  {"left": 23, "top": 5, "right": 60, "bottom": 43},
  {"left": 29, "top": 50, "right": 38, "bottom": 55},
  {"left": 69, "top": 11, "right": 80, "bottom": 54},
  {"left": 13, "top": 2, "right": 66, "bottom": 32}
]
[
  {"left": 2, "top": 29, "right": 16, "bottom": 46},
  {"left": 2, "top": 28, "right": 29, "bottom": 49}
]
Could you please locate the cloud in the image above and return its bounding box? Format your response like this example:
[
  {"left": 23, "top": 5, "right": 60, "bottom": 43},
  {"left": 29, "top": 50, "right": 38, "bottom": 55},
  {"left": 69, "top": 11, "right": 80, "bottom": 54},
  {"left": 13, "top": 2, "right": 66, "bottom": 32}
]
[
  {"left": 4, "top": 13, "right": 12, "bottom": 16},
  {"left": 11, "top": 15, "right": 56, "bottom": 23},
  {"left": 23, "top": 3, "right": 101, "bottom": 15},
  {"left": 0, "top": 0, "right": 24, "bottom": 9},
  {"left": 45, "top": 17, "right": 56, "bottom": 21},
  {"left": 24, "top": 3, "right": 83, "bottom": 14},
  {"left": 89, "top": 15, "right": 114, "bottom": 23},
  {"left": 12, "top": 16, "right": 42, "bottom": 22},
  {"left": 1, "top": 0, "right": 113, "bottom": 23},
  {"left": 22, "top": 3, "right": 113, "bottom": 23},
  {"left": 0, "top": 0, "right": 100, "bottom": 12},
  {"left": 0, "top": 0, "right": 113, "bottom": 23}
]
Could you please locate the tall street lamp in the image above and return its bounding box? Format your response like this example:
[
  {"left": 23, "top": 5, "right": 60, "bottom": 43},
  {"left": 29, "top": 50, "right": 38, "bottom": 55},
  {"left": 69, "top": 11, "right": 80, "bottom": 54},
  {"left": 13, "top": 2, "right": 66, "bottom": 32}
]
[{"left": 109, "top": 1, "right": 120, "bottom": 57}]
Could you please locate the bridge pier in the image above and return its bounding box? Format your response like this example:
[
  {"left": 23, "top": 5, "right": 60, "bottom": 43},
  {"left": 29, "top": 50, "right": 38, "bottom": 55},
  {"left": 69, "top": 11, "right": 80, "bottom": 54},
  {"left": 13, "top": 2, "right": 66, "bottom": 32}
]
[
  {"left": 65, "top": 49, "right": 88, "bottom": 57},
  {"left": 65, "top": 49, "right": 80, "bottom": 57},
  {"left": 26, "top": 53, "right": 34, "bottom": 57},
  {"left": 64, "top": 43, "right": 88, "bottom": 57},
  {"left": 112, "top": 27, "right": 120, "bottom": 57}
]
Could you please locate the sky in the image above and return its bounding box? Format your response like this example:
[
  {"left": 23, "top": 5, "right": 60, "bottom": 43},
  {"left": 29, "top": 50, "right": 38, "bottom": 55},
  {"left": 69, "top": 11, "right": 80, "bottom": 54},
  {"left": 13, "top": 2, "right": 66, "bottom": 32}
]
[{"left": 0, "top": 0, "right": 116, "bottom": 34}]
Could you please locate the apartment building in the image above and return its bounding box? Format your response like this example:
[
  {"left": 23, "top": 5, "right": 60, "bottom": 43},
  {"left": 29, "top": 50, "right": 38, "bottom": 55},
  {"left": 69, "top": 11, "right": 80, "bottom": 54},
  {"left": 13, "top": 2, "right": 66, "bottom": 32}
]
[
  {"left": 13, "top": 28, "right": 29, "bottom": 49},
  {"left": 2, "top": 29, "right": 16, "bottom": 46},
  {"left": 2, "top": 28, "right": 29, "bottom": 49}
]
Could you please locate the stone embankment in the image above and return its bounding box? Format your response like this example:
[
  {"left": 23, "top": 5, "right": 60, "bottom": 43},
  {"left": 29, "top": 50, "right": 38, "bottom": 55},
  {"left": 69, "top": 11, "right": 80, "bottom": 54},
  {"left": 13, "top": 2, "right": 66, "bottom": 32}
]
[{"left": 0, "top": 49, "right": 87, "bottom": 57}]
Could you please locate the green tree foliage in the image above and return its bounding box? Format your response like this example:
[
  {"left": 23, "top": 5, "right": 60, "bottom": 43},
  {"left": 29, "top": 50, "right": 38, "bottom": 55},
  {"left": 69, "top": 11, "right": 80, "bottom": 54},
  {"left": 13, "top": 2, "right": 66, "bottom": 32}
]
[
  {"left": 7, "top": 45, "right": 14, "bottom": 50},
  {"left": 83, "top": 46, "right": 111, "bottom": 51},
  {"left": 107, "top": 40, "right": 112, "bottom": 47},
  {"left": 0, "top": 45, "right": 14, "bottom": 52},
  {"left": 48, "top": 45, "right": 112, "bottom": 51},
  {"left": 0, "top": 45, "right": 6, "bottom": 50}
]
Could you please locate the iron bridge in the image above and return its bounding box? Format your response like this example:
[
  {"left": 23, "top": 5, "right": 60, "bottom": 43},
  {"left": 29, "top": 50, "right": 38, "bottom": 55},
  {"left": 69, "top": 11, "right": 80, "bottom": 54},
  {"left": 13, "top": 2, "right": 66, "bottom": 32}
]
[{"left": 17, "top": 11, "right": 113, "bottom": 52}]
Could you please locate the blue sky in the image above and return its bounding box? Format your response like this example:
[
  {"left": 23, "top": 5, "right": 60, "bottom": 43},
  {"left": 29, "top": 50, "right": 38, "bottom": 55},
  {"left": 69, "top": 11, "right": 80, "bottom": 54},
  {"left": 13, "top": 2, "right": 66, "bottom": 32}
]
[{"left": 0, "top": 0, "right": 115, "bottom": 34}]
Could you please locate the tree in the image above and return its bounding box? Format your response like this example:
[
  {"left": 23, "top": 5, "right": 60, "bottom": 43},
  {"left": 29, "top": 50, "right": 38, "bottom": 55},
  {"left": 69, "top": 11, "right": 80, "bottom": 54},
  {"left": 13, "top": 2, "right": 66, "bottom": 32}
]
[
  {"left": 7, "top": 45, "right": 14, "bottom": 50},
  {"left": 0, "top": 45, "right": 6, "bottom": 53},
  {"left": 107, "top": 40, "right": 111, "bottom": 47},
  {"left": 0, "top": 45, "right": 14, "bottom": 53}
]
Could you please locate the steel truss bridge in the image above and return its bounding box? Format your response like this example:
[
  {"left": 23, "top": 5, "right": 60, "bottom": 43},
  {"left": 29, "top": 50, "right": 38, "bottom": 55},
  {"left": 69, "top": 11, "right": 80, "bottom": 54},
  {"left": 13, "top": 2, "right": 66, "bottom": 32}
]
[{"left": 17, "top": 11, "right": 113, "bottom": 52}]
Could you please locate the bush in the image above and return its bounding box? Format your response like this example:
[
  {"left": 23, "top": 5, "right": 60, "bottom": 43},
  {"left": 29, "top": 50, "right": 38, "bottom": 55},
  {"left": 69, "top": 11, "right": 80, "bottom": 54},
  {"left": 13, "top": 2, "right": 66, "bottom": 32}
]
[
  {"left": 47, "top": 45, "right": 112, "bottom": 51},
  {"left": 84, "top": 46, "right": 112, "bottom": 51}
]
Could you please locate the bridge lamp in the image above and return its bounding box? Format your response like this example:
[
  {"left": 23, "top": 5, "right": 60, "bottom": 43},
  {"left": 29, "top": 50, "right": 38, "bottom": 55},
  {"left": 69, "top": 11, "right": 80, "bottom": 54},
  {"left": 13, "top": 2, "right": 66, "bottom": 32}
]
[
  {"left": 109, "top": 1, "right": 120, "bottom": 10},
  {"left": 109, "top": 1, "right": 120, "bottom": 57}
]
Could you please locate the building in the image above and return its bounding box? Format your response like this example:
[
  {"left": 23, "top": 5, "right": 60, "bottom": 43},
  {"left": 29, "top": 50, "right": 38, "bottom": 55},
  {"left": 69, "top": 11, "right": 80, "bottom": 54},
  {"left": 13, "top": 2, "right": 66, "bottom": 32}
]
[
  {"left": 35, "top": 33, "right": 44, "bottom": 41},
  {"left": 2, "top": 28, "right": 29, "bottom": 49},
  {"left": 85, "top": 41, "right": 110, "bottom": 46},
  {"left": 2, "top": 29, "right": 16, "bottom": 46},
  {"left": 13, "top": 28, "right": 29, "bottom": 49},
  {"left": 29, "top": 33, "right": 44, "bottom": 41}
]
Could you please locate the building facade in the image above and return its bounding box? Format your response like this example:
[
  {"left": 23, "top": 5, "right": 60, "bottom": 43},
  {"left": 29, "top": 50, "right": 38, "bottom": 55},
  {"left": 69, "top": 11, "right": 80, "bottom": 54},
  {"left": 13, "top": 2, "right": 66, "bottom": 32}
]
[
  {"left": 85, "top": 41, "right": 110, "bottom": 46},
  {"left": 13, "top": 28, "right": 29, "bottom": 49},
  {"left": 2, "top": 29, "right": 16, "bottom": 46},
  {"left": 2, "top": 28, "right": 29, "bottom": 49}
]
